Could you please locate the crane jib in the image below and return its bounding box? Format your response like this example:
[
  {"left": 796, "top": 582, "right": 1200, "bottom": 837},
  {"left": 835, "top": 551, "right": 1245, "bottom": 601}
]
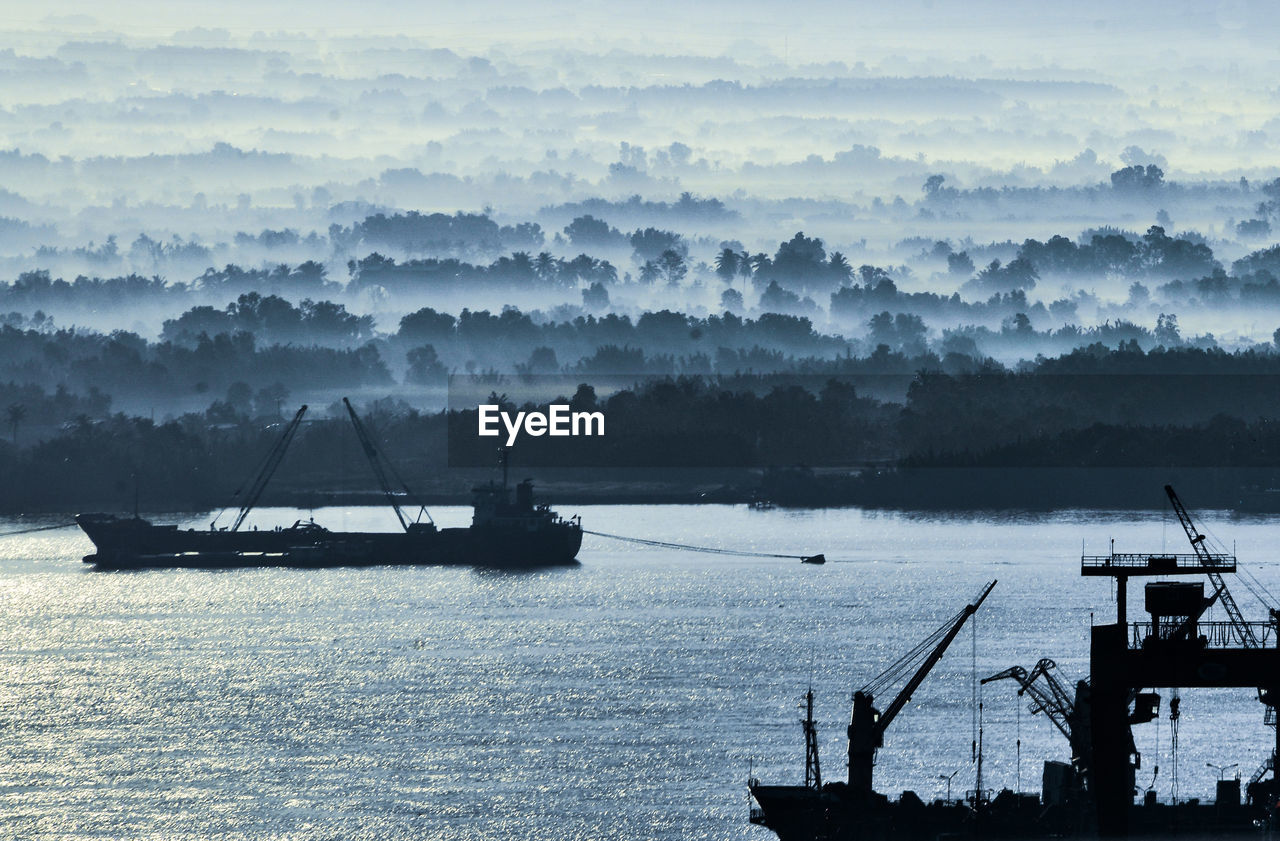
[
  {"left": 1164, "top": 484, "right": 1259, "bottom": 648},
  {"left": 865, "top": 580, "right": 997, "bottom": 738},
  {"left": 230, "top": 405, "right": 308, "bottom": 532},
  {"left": 342, "top": 397, "right": 433, "bottom": 531}
]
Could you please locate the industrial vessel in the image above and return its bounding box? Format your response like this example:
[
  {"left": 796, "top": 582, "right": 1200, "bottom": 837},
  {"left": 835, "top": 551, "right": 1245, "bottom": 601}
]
[
  {"left": 76, "top": 400, "right": 582, "bottom": 570},
  {"left": 748, "top": 486, "right": 1280, "bottom": 839}
]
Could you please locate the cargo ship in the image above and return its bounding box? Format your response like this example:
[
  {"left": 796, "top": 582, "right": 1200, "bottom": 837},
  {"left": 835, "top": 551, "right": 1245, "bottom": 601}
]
[
  {"left": 748, "top": 486, "right": 1280, "bottom": 839},
  {"left": 77, "top": 400, "right": 582, "bottom": 570}
]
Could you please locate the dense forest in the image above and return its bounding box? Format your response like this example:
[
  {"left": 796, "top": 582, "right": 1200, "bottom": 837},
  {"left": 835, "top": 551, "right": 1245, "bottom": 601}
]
[
  {"left": 10, "top": 201, "right": 1280, "bottom": 511},
  {"left": 9, "top": 342, "right": 1280, "bottom": 511}
]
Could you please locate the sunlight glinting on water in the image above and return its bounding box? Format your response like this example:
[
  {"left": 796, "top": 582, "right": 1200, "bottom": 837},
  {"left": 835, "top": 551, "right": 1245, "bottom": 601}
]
[{"left": 0, "top": 505, "right": 1274, "bottom": 838}]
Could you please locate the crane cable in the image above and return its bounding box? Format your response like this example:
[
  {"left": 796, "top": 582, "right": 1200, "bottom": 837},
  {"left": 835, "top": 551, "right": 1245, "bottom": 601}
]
[
  {"left": 972, "top": 609, "right": 978, "bottom": 764},
  {"left": 1234, "top": 568, "right": 1274, "bottom": 612},
  {"left": 1016, "top": 685, "right": 1022, "bottom": 795},
  {"left": 0, "top": 522, "right": 78, "bottom": 537},
  {"left": 1197, "top": 515, "right": 1278, "bottom": 610},
  {"left": 582, "top": 529, "right": 815, "bottom": 561},
  {"left": 1238, "top": 564, "right": 1279, "bottom": 610},
  {"left": 861, "top": 602, "right": 971, "bottom": 698},
  {"left": 1177, "top": 504, "right": 1278, "bottom": 622},
  {"left": 1150, "top": 700, "right": 1160, "bottom": 798},
  {"left": 1170, "top": 691, "right": 1181, "bottom": 803}
]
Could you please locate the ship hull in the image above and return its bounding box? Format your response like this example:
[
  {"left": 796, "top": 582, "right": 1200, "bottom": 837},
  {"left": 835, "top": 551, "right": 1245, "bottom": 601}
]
[
  {"left": 750, "top": 785, "right": 983, "bottom": 841},
  {"left": 76, "top": 514, "right": 583, "bottom": 570},
  {"left": 749, "top": 782, "right": 1266, "bottom": 840}
]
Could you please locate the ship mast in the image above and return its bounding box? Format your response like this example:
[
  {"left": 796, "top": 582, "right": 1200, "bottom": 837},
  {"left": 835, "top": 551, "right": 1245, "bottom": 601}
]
[{"left": 802, "top": 687, "right": 821, "bottom": 789}]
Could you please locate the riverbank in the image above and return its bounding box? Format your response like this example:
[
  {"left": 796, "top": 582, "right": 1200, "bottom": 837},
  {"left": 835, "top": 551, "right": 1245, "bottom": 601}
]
[{"left": 9, "top": 465, "right": 1280, "bottom": 515}]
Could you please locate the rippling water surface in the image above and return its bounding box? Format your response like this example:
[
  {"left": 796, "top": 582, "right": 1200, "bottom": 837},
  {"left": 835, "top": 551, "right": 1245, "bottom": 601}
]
[{"left": 1, "top": 504, "right": 1277, "bottom": 839}]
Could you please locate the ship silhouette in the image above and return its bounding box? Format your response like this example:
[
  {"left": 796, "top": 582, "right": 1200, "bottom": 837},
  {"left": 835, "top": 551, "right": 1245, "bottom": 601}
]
[{"left": 76, "top": 400, "right": 582, "bottom": 570}]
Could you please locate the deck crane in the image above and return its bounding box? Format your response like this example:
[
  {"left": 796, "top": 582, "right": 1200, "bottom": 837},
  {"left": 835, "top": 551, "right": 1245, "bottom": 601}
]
[
  {"left": 342, "top": 398, "right": 433, "bottom": 532},
  {"left": 1164, "top": 485, "right": 1258, "bottom": 648},
  {"left": 848, "top": 580, "right": 997, "bottom": 801},
  {"left": 226, "top": 405, "right": 308, "bottom": 532}
]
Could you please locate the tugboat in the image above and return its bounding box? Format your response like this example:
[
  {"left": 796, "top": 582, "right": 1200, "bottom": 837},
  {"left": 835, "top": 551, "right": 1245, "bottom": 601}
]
[{"left": 76, "top": 400, "right": 582, "bottom": 570}]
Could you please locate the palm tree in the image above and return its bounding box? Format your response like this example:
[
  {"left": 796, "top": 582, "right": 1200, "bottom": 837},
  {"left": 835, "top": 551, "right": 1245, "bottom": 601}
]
[
  {"left": 737, "top": 249, "right": 754, "bottom": 296},
  {"left": 638, "top": 260, "right": 662, "bottom": 284},
  {"left": 6, "top": 403, "right": 25, "bottom": 447},
  {"left": 533, "top": 251, "right": 557, "bottom": 285},
  {"left": 829, "top": 251, "right": 853, "bottom": 286},
  {"left": 714, "top": 248, "right": 739, "bottom": 282},
  {"left": 510, "top": 251, "right": 534, "bottom": 277}
]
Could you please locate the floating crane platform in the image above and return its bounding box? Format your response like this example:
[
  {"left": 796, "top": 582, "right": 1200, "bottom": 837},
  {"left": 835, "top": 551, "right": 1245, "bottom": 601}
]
[{"left": 76, "top": 400, "right": 582, "bottom": 569}]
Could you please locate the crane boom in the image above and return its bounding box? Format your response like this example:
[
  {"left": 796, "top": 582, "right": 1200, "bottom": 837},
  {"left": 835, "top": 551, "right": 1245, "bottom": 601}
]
[
  {"left": 229, "top": 405, "right": 307, "bottom": 532},
  {"left": 848, "top": 580, "right": 997, "bottom": 798},
  {"left": 983, "top": 661, "right": 1074, "bottom": 742},
  {"left": 342, "top": 398, "right": 432, "bottom": 531},
  {"left": 880, "top": 580, "right": 996, "bottom": 731},
  {"left": 1027, "top": 658, "right": 1076, "bottom": 721},
  {"left": 1165, "top": 485, "right": 1257, "bottom": 647}
]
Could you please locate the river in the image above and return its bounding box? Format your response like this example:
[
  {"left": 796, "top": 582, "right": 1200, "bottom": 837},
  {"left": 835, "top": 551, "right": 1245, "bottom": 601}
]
[{"left": 0, "top": 504, "right": 1275, "bottom": 839}]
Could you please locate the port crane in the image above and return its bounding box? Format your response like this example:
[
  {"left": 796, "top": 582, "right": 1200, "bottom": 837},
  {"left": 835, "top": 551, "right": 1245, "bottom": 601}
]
[
  {"left": 1166, "top": 484, "right": 1280, "bottom": 800},
  {"left": 980, "top": 657, "right": 1133, "bottom": 796},
  {"left": 848, "top": 580, "right": 997, "bottom": 801},
  {"left": 982, "top": 658, "right": 1076, "bottom": 744},
  {"left": 1082, "top": 486, "right": 1280, "bottom": 833}
]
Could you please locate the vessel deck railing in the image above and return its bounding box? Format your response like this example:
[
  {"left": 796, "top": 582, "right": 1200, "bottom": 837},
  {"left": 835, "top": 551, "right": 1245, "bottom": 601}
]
[
  {"left": 1082, "top": 553, "right": 1236, "bottom": 575},
  {"left": 1131, "top": 620, "right": 1274, "bottom": 649}
]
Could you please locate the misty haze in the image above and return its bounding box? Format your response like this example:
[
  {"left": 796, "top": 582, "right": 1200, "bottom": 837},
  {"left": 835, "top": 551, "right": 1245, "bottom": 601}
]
[{"left": 7, "top": 5, "right": 1280, "bottom": 841}]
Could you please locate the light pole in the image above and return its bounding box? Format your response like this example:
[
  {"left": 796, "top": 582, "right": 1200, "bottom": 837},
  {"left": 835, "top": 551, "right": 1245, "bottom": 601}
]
[
  {"left": 1206, "top": 762, "right": 1238, "bottom": 781},
  {"left": 939, "top": 769, "right": 960, "bottom": 802}
]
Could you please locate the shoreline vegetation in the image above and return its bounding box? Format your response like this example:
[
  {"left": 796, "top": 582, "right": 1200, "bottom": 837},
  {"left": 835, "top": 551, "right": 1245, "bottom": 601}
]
[
  {"left": 8, "top": 466, "right": 1280, "bottom": 516},
  {"left": 9, "top": 344, "right": 1280, "bottom": 513},
  {"left": 10, "top": 347, "right": 1280, "bottom": 513}
]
